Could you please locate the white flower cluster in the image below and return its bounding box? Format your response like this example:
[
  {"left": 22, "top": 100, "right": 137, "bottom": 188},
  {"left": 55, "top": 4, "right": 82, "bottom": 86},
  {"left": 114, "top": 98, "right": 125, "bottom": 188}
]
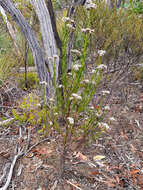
[
  {"left": 66, "top": 23, "right": 75, "bottom": 30},
  {"left": 49, "top": 121, "right": 53, "bottom": 126},
  {"left": 58, "top": 84, "right": 63, "bottom": 88},
  {"left": 70, "top": 93, "right": 82, "bottom": 101},
  {"left": 91, "top": 69, "right": 96, "bottom": 74},
  {"left": 62, "top": 17, "right": 74, "bottom": 23},
  {"left": 71, "top": 49, "right": 81, "bottom": 56},
  {"left": 83, "top": 79, "right": 90, "bottom": 84},
  {"left": 98, "top": 50, "right": 106, "bottom": 56},
  {"left": 104, "top": 105, "right": 110, "bottom": 111},
  {"left": 84, "top": 0, "right": 97, "bottom": 9},
  {"left": 73, "top": 64, "right": 82, "bottom": 71},
  {"left": 102, "top": 90, "right": 110, "bottom": 96},
  {"left": 109, "top": 117, "right": 116, "bottom": 121},
  {"left": 81, "top": 28, "right": 94, "bottom": 34},
  {"left": 96, "top": 64, "right": 107, "bottom": 70},
  {"left": 67, "top": 117, "right": 74, "bottom": 125},
  {"left": 40, "top": 81, "right": 48, "bottom": 86},
  {"left": 98, "top": 122, "right": 110, "bottom": 130}
]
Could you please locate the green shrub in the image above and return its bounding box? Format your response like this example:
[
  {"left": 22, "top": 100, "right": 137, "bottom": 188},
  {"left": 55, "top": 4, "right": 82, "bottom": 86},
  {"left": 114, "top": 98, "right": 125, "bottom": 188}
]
[
  {"left": 13, "top": 8, "right": 112, "bottom": 176},
  {"left": 17, "top": 72, "right": 40, "bottom": 90},
  {"left": 76, "top": 2, "right": 143, "bottom": 63},
  {"left": 13, "top": 20, "right": 111, "bottom": 143},
  {"left": 27, "top": 50, "right": 34, "bottom": 66},
  {"left": 0, "top": 54, "right": 16, "bottom": 82}
]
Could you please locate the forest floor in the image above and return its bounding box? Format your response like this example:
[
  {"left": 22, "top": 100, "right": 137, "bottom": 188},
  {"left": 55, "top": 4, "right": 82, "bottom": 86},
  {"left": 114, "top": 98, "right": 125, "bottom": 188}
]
[{"left": 0, "top": 62, "right": 143, "bottom": 190}]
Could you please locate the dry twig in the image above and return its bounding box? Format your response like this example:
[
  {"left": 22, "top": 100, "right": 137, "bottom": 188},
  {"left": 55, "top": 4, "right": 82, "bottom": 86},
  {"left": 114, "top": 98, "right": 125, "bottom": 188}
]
[
  {"left": 66, "top": 180, "right": 83, "bottom": 190},
  {"left": 0, "top": 146, "right": 23, "bottom": 190}
]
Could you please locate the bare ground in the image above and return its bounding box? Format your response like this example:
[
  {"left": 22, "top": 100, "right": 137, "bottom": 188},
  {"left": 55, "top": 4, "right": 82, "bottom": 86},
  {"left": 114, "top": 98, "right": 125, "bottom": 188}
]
[{"left": 0, "top": 70, "right": 143, "bottom": 190}]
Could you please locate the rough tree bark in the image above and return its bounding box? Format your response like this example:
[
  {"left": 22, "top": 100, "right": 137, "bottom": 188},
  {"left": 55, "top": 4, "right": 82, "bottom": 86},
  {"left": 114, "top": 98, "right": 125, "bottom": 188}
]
[
  {"left": 0, "top": 0, "right": 48, "bottom": 83},
  {"left": 32, "top": 0, "right": 59, "bottom": 81},
  {"left": 0, "top": 5, "right": 20, "bottom": 56},
  {"left": 0, "top": 0, "right": 61, "bottom": 100},
  {"left": 46, "top": 0, "right": 63, "bottom": 81}
]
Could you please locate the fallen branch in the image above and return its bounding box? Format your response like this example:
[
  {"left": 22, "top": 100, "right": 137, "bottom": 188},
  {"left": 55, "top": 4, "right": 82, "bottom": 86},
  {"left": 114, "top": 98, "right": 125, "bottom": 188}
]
[
  {"left": 0, "top": 163, "right": 10, "bottom": 185},
  {"left": 66, "top": 180, "right": 82, "bottom": 190},
  {"left": 0, "top": 146, "right": 23, "bottom": 190}
]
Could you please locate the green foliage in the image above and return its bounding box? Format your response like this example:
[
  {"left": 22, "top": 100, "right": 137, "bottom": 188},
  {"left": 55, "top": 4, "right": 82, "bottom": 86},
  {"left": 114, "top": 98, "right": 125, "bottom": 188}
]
[
  {"left": 12, "top": 93, "right": 42, "bottom": 126},
  {"left": 0, "top": 54, "right": 16, "bottom": 82},
  {"left": 17, "top": 72, "right": 40, "bottom": 90},
  {"left": 13, "top": 22, "right": 110, "bottom": 145},
  {"left": 0, "top": 23, "right": 19, "bottom": 83},
  {"left": 123, "top": 0, "right": 143, "bottom": 14},
  {"left": 76, "top": 1, "right": 143, "bottom": 63},
  {"left": 27, "top": 50, "right": 34, "bottom": 66}
]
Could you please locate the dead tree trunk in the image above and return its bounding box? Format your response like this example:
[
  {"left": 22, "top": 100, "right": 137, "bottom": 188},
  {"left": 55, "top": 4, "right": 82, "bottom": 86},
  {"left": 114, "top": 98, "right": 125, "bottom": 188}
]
[
  {"left": 32, "top": 0, "right": 59, "bottom": 81},
  {"left": 0, "top": 0, "right": 47, "bottom": 82},
  {"left": 0, "top": 5, "right": 20, "bottom": 56},
  {"left": 46, "top": 0, "right": 63, "bottom": 81},
  {"left": 0, "top": 0, "right": 54, "bottom": 99}
]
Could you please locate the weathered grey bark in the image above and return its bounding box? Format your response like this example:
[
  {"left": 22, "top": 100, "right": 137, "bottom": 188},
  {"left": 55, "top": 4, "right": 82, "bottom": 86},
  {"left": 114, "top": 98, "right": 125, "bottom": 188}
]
[
  {"left": 32, "top": 0, "right": 59, "bottom": 80},
  {"left": 46, "top": 0, "right": 62, "bottom": 51},
  {"left": 0, "top": 5, "right": 20, "bottom": 56},
  {"left": 0, "top": 0, "right": 49, "bottom": 89},
  {"left": 46, "top": 0, "right": 63, "bottom": 81}
]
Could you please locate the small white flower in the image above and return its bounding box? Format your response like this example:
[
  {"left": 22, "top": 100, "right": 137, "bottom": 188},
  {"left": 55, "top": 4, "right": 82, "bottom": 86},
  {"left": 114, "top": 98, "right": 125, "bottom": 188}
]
[
  {"left": 85, "top": 3, "right": 97, "bottom": 9},
  {"left": 73, "top": 64, "right": 82, "bottom": 71},
  {"left": 109, "top": 117, "right": 116, "bottom": 121},
  {"left": 102, "top": 90, "right": 110, "bottom": 95},
  {"left": 90, "top": 106, "right": 94, "bottom": 110},
  {"left": 71, "top": 93, "right": 82, "bottom": 100},
  {"left": 67, "top": 117, "right": 74, "bottom": 125},
  {"left": 49, "top": 121, "right": 53, "bottom": 126},
  {"left": 62, "top": 17, "right": 70, "bottom": 22},
  {"left": 66, "top": 23, "right": 75, "bottom": 30},
  {"left": 83, "top": 79, "right": 90, "bottom": 84},
  {"left": 40, "top": 81, "right": 48, "bottom": 85},
  {"left": 98, "top": 50, "right": 106, "bottom": 56},
  {"left": 104, "top": 105, "right": 110, "bottom": 111},
  {"left": 81, "top": 28, "right": 94, "bottom": 34},
  {"left": 71, "top": 49, "right": 81, "bottom": 56},
  {"left": 62, "top": 17, "right": 74, "bottom": 23},
  {"left": 68, "top": 72, "right": 72, "bottom": 76},
  {"left": 81, "top": 28, "right": 87, "bottom": 33},
  {"left": 49, "top": 98, "right": 54, "bottom": 102},
  {"left": 58, "top": 84, "right": 63, "bottom": 88},
  {"left": 97, "top": 64, "right": 107, "bottom": 70},
  {"left": 98, "top": 122, "right": 110, "bottom": 130},
  {"left": 91, "top": 69, "right": 96, "bottom": 74},
  {"left": 54, "top": 112, "right": 58, "bottom": 116}
]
